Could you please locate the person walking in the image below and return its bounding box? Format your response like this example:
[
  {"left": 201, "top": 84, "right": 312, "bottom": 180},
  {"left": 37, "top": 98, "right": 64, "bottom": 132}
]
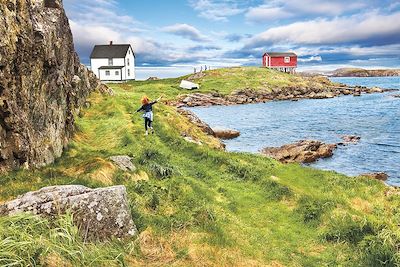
[{"left": 136, "top": 95, "right": 162, "bottom": 135}]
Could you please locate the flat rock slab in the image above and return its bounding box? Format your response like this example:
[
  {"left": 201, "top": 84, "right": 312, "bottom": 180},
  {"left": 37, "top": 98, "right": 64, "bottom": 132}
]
[
  {"left": 212, "top": 127, "right": 240, "bottom": 139},
  {"left": 261, "top": 140, "right": 337, "bottom": 163},
  {"left": 110, "top": 155, "right": 136, "bottom": 171},
  {"left": 0, "top": 185, "right": 137, "bottom": 241}
]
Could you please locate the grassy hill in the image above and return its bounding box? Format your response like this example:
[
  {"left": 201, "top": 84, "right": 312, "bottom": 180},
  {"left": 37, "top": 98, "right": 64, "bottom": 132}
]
[{"left": 1, "top": 67, "right": 399, "bottom": 266}]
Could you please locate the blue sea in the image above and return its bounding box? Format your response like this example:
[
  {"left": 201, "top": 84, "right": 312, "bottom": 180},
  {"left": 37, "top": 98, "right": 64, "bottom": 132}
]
[{"left": 189, "top": 77, "right": 400, "bottom": 185}]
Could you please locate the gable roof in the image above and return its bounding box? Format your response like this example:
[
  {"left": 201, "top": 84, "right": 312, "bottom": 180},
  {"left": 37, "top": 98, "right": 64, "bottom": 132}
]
[
  {"left": 264, "top": 52, "right": 297, "bottom": 57},
  {"left": 90, "top": 44, "right": 134, "bottom": 59}
]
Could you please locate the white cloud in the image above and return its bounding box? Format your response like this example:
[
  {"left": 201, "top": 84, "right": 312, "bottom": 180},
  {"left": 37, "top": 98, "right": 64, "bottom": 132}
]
[
  {"left": 189, "top": 0, "right": 245, "bottom": 21},
  {"left": 298, "top": 56, "right": 322, "bottom": 62},
  {"left": 246, "top": 6, "right": 293, "bottom": 22},
  {"left": 245, "top": 0, "right": 368, "bottom": 22},
  {"left": 162, "top": 24, "right": 209, "bottom": 42},
  {"left": 245, "top": 10, "right": 400, "bottom": 48}
]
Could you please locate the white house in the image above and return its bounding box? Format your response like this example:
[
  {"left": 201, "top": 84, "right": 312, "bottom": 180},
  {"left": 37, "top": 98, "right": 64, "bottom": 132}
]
[{"left": 90, "top": 42, "right": 135, "bottom": 82}]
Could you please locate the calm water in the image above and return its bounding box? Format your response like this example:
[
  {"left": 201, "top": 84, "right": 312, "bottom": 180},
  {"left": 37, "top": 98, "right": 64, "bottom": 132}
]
[{"left": 189, "top": 77, "right": 400, "bottom": 185}]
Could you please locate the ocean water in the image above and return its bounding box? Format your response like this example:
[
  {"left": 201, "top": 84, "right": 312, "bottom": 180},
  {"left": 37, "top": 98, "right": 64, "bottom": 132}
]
[{"left": 189, "top": 77, "right": 400, "bottom": 185}]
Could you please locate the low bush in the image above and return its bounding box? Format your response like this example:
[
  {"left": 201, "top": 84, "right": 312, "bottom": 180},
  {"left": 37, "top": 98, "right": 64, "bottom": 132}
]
[
  {"left": 260, "top": 178, "right": 292, "bottom": 201},
  {"left": 295, "top": 196, "right": 335, "bottom": 225},
  {"left": 322, "top": 213, "right": 375, "bottom": 244}
]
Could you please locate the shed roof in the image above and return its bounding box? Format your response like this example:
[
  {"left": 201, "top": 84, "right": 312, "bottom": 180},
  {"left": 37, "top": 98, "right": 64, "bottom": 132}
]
[
  {"left": 98, "top": 66, "right": 125, "bottom": 70},
  {"left": 264, "top": 52, "right": 297, "bottom": 57},
  {"left": 90, "top": 44, "right": 133, "bottom": 59}
]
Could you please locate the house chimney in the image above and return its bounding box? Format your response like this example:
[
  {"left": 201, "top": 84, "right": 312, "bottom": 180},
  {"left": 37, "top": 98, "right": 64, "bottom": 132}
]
[{"left": 110, "top": 41, "right": 113, "bottom": 45}]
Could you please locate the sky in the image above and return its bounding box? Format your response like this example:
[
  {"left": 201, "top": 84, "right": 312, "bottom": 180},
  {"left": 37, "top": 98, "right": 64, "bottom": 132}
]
[{"left": 64, "top": 0, "right": 400, "bottom": 79}]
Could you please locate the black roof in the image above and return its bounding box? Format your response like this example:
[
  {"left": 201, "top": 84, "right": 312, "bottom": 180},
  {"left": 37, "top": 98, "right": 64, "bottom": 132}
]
[
  {"left": 98, "top": 66, "right": 125, "bottom": 70},
  {"left": 264, "top": 52, "right": 297, "bottom": 57},
  {"left": 90, "top": 44, "right": 134, "bottom": 59}
]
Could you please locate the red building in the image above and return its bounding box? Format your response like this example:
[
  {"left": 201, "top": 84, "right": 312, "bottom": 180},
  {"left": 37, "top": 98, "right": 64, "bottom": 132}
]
[{"left": 262, "top": 52, "right": 297, "bottom": 74}]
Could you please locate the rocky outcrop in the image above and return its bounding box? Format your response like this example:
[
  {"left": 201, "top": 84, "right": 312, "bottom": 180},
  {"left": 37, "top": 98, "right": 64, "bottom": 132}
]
[
  {"left": 171, "top": 86, "right": 391, "bottom": 108},
  {"left": 392, "top": 94, "right": 400, "bottom": 98},
  {"left": 360, "top": 172, "right": 388, "bottom": 181},
  {"left": 332, "top": 68, "right": 400, "bottom": 77},
  {"left": 0, "top": 185, "right": 137, "bottom": 241},
  {"left": 110, "top": 155, "right": 136, "bottom": 171},
  {"left": 177, "top": 109, "right": 215, "bottom": 136},
  {"left": 0, "top": 0, "right": 108, "bottom": 172},
  {"left": 261, "top": 140, "right": 337, "bottom": 163},
  {"left": 212, "top": 127, "right": 240, "bottom": 139},
  {"left": 340, "top": 135, "right": 361, "bottom": 144}
]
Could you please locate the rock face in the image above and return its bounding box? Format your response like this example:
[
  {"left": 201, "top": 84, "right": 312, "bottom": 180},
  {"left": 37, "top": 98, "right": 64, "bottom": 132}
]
[
  {"left": 0, "top": 185, "right": 137, "bottom": 240},
  {"left": 261, "top": 140, "right": 337, "bottom": 163},
  {"left": 361, "top": 172, "right": 388, "bottom": 181},
  {"left": 0, "top": 0, "right": 106, "bottom": 172},
  {"left": 110, "top": 155, "right": 136, "bottom": 171},
  {"left": 212, "top": 127, "right": 240, "bottom": 139},
  {"left": 177, "top": 109, "right": 215, "bottom": 136}
]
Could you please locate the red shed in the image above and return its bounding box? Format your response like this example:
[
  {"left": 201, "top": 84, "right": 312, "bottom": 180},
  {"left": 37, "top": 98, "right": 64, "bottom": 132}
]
[{"left": 262, "top": 52, "right": 297, "bottom": 74}]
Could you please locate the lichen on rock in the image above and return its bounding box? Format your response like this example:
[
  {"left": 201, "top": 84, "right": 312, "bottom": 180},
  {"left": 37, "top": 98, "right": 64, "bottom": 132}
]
[{"left": 0, "top": 0, "right": 111, "bottom": 172}]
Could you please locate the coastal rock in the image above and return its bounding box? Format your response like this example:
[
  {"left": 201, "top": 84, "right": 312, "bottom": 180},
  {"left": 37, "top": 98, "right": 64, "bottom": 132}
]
[
  {"left": 0, "top": 185, "right": 137, "bottom": 241},
  {"left": 392, "top": 94, "right": 400, "bottom": 98},
  {"left": 261, "top": 140, "right": 337, "bottom": 163},
  {"left": 212, "top": 127, "right": 240, "bottom": 139},
  {"left": 177, "top": 109, "right": 215, "bottom": 136},
  {"left": 340, "top": 135, "right": 361, "bottom": 144},
  {"left": 360, "top": 172, "right": 388, "bottom": 181},
  {"left": 0, "top": 0, "right": 103, "bottom": 172},
  {"left": 147, "top": 77, "right": 159, "bottom": 81},
  {"left": 110, "top": 155, "right": 136, "bottom": 171}
]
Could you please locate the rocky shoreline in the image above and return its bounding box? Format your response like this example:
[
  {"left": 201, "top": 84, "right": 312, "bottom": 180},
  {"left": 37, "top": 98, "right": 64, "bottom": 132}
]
[{"left": 170, "top": 85, "right": 392, "bottom": 108}]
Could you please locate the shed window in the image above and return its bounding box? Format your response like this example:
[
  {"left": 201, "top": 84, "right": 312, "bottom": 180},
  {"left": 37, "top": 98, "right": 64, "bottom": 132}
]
[
  {"left": 115, "top": 71, "right": 119, "bottom": 76},
  {"left": 108, "top": 58, "right": 113, "bottom": 66},
  {"left": 105, "top": 71, "right": 110, "bottom": 76},
  {"left": 284, "top": 57, "right": 290, "bottom": 63},
  {"left": 128, "top": 69, "right": 130, "bottom": 76}
]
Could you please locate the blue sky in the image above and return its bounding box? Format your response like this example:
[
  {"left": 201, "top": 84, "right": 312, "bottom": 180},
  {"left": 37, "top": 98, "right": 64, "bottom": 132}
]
[{"left": 64, "top": 0, "right": 400, "bottom": 79}]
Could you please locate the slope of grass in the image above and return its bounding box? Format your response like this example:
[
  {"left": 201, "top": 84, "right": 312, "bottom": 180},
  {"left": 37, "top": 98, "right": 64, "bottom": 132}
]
[{"left": 0, "top": 67, "right": 399, "bottom": 266}]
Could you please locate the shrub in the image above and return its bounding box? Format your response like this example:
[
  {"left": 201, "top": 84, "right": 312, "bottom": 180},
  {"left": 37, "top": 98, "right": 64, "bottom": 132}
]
[
  {"left": 260, "top": 178, "right": 292, "bottom": 201},
  {"left": 296, "top": 196, "right": 335, "bottom": 225},
  {"left": 360, "top": 229, "right": 400, "bottom": 266},
  {"left": 323, "top": 214, "right": 375, "bottom": 244},
  {"left": 148, "top": 162, "right": 174, "bottom": 179}
]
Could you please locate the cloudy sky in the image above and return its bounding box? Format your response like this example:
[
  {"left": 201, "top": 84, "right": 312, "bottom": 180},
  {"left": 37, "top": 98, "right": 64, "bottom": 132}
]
[{"left": 64, "top": 0, "right": 400, "bottom": 79}]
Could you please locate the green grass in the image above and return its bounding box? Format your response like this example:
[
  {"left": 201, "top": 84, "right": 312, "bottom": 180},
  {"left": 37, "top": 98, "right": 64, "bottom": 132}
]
[{"left": 0, "top": 67, "right": 399, "bottom": 266}]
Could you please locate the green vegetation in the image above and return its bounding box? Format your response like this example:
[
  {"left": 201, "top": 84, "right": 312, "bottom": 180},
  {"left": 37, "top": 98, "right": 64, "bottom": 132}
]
[{"left": 1, "top": 67, "right": 399, "bottom": 266}]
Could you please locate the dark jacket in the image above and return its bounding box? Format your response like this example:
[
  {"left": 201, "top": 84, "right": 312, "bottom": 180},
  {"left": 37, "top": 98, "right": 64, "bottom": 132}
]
[{"left": 137, "top": 101, "right": 157, "bottom": 113}]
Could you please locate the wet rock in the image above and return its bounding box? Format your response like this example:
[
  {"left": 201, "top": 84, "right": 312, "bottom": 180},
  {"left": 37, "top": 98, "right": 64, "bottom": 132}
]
[
  {"left": 212, "top": 127, "right": 240, "bottom": 139},
  {"left": 0, "top": 185, "right": 137, "bottom": 241},
  {"left": 261, "top": 140, "right": 337, "bottom": 163},
  {"left": 340, "top": 135, "right": 361, "bottom": 144},
  {"left": 110, "top": 155, "right": 136, "bottom": 171},
  {"left": 360, "top": 172, "right": 388, "bottom": 181}
]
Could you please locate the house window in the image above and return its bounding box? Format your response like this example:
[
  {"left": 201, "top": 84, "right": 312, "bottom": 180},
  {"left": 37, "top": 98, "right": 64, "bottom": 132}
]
[
  {"left": 128, "top": 69, "right": 130, "bottom": 76},
  {"left": 115, "top": 71, "right": 119, "bottom": 75},
  {"left": 108, "top": 58, "right": 113, "bottom": 66},
  {"left": 105, "top": 70, "right": 110, "bottom": 76},
  {"left": 127, "top": 58, "right": 130, "bottom": 66},
  {"left": 284, "top": 57, "right": 290, "bottom": 63}
]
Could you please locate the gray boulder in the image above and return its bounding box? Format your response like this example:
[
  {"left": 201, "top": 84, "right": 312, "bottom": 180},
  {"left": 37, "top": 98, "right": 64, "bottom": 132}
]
[
  {"left": 0, "top": 185, "right": 137, "bottom": 241},
  {"left": 110, "top": 155, "right": 136, "bottom": 171}
]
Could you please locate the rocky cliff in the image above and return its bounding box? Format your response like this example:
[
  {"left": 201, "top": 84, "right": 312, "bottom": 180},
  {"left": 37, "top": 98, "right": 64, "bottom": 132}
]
[{"left": 0, "top": 0, "right": 102, "bottom": 172}]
